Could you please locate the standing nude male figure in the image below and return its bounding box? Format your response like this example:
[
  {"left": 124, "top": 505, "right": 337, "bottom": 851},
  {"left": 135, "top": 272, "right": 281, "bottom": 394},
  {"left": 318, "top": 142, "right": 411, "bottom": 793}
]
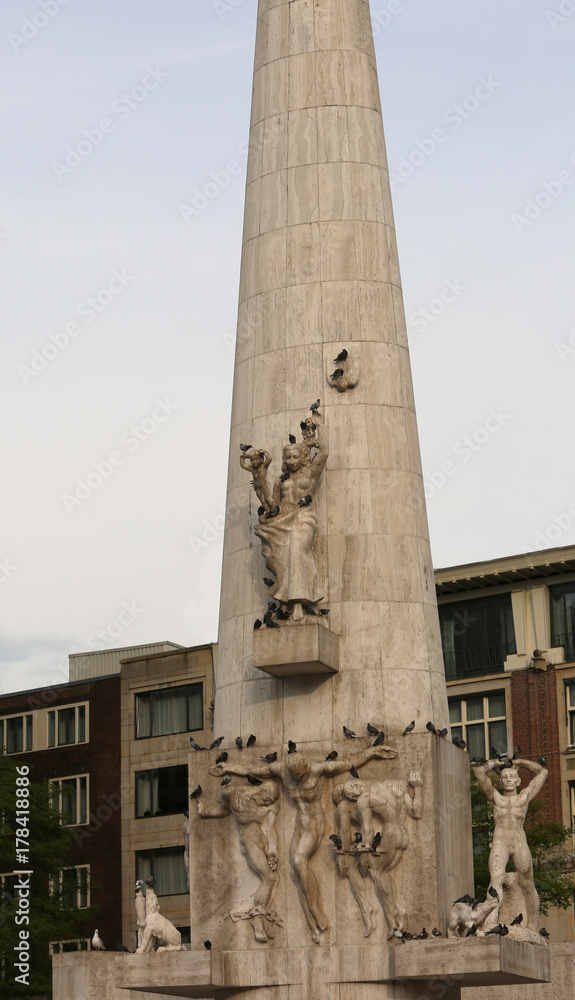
[
  {"left": 212, "top": 745, "right": 397, "bottom": 943},
  {"left": 196, "top": 781, "right": 280, "bottom": 943},
  {"left": 473, "top": 759, "right": 547, "bottom": 931}
]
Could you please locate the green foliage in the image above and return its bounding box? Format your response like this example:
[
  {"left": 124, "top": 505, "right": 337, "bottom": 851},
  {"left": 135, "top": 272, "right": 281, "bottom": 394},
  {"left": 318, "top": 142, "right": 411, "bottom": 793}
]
[
  {"left": 0, "top": 751, "right": 97, "bottom": 998},
  {"left": 471, "top": 768, "right": 575, "bottom": 915}
]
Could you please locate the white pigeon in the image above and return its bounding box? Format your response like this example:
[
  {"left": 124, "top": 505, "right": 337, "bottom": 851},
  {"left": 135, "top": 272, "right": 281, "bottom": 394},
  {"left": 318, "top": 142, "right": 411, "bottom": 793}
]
[{"left": 91, "top": 929, "right": 105, "bottom": 951}]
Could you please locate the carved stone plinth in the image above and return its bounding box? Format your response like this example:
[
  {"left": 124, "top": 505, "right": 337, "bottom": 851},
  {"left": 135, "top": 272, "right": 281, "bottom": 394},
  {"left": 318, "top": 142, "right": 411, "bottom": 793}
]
[
  {"left": 253, "top": 623, "right": 339, "bottom": 677},
  {"left": 394, "top": 936, "right": 550, "bottom": 987},
  {"left": 52, "top": 938, "right": 552, "bottom": 999}
]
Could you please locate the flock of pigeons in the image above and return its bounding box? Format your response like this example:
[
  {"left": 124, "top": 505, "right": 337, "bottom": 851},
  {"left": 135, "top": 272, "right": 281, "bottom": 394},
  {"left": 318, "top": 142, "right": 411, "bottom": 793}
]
[{"left": 391, "top": 888, "right": 550, "bottom": 944}]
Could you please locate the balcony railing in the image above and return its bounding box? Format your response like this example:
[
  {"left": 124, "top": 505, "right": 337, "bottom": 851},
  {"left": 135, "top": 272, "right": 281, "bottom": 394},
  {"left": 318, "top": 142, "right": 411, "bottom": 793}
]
[
  {"left": 443, "top": 641, "right": 517, "bottom": 681},
  {"left": 553, "top": 632, "right": 575, "bottom": 663}
]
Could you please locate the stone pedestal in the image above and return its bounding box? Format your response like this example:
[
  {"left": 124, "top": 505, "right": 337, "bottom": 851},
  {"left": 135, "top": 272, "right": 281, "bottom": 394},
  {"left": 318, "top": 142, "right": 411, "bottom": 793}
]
[
  {"left": 52, "top": 938, "right": 552, "bottom": 1000},
  {"left": 253, "top": 623, "right": 339, "bottom": 677}
]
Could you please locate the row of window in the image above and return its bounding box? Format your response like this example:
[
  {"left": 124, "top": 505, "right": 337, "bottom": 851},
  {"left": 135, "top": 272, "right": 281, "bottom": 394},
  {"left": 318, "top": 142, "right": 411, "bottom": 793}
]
[
  {"left": 449, "top": 691, "right": 507, "bottom": 759},
  {"left": 440, "top": 580, "right": 575, "bottom": 680},
  {"left": 1, "top": 867, "right": 89, "bottom": 910},
  {"left": 48, "top": 766, "right": 188, "bottom": 825},
  {"left": 1, "top": 682, "right": 204, "bottom": 755},
  {"left": 0, "top": 705, "right": 88, "bottom": 754},
  {"left": 449, "top": 679, "right": 575, "bottom": 758},
  {"left": 2, "top": 848, "right": 187, "bottom": 909}
]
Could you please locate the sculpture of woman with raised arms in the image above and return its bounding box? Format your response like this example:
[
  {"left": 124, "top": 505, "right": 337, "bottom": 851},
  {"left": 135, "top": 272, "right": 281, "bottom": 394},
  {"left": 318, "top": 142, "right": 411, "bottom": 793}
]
[{"left": 241, "top": 405, "right": 328, "bottom": 621}]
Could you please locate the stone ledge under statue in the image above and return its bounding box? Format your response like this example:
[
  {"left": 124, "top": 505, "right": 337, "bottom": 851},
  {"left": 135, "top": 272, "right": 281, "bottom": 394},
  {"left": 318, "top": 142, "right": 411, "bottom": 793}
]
[
  {"left": 253, "top": 621, "right": 339, "bottom": 677},
  {"left": 52, "top": 937, "right": 551, "bottom": 1000}
]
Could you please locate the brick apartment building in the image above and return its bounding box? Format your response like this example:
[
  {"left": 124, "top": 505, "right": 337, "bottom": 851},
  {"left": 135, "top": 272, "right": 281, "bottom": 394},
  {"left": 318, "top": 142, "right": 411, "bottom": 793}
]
[
  {"left": 0, "top": 671, "right": 122, "bottom": 952},
  {"left": 0, "top": 640, "right": 215, "bottom": 954}
]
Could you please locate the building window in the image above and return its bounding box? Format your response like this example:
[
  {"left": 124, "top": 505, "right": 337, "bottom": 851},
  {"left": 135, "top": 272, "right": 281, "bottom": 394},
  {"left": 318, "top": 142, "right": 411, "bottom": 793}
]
[
  {"left": 566, "top": 683, "right": 575, "bottom": 745},
  {"left": 0, "top": 714, "right": 33, "bottom": 754},
  {"left": 0, "top": 873, "right": 17, "bottom": 905},
  {"left": 135, "top": 683, "right": 203, "bottom": 739},
  {"left": 135, "top": 765, "right": 188, "bottom": 818},
  {"left": 449, "top": 691, "right": 507, "bottom": 759},
  {"left": 50, "top": 940, "right": 89, "bottom": 955},
  {"left": 50, "top": 775, "right": 89, "bottom": 826},
  {"left": 51, "top": 866, "right": 90, "bottom": 909},
  {"left": 439, "top": 595, "right": 516, "bottom": 680},
  {"left": 47, "top": 704, "right": 87, "bottom": 747},
  {"left": 551, "top": 582, "right": 575, "bottom": 662},
  {"left": 135, "top": 847, "right": 188, "bottom": 896}
]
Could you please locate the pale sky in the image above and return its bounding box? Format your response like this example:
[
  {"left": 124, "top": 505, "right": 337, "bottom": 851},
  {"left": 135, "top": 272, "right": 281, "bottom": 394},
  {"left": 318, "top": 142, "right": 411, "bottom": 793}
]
[{"left": 1, "top": 0, "right": 575, "bottom": 693}]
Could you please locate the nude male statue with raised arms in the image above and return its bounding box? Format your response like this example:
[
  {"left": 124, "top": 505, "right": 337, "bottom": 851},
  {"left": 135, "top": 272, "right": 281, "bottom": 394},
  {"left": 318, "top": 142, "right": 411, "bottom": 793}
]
[
  {"left": 473, "top": 758, "right": 548, "bottom": 931},
  {"left": 211, "top": 745, "right": 397, "bottom": 943}
]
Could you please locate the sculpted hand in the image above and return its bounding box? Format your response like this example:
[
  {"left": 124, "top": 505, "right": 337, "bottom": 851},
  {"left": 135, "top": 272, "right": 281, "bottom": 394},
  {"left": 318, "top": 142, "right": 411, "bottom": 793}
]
[
  {"left": 209, "top": 764, "right": 226, "bottom": 777},
  {"left": 268, "top": 854, "right": 278, "bottom": 872},
  {"left": 336, "top": 856, "right": 350, "bottom": 877},
  {"left": 359, "top": 854, "right": 372, "bottom": 875},
  {"left": 408, "top": 771, "right": 423, "bottom": 788},
  {"left": 373, "top": 746, "right": 398, "bottom": 759}
]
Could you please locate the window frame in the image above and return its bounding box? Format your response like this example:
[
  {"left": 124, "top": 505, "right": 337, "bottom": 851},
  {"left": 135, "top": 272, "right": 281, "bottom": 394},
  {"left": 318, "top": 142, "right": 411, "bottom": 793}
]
[
  {"left": 0, "top": 872, "right": 17, "bottom": 905},
  {"left": 51, "top": 865, "right": 90, "bottom": 909},
  {"left": 47, "top": 703, "right": 88, "bottom": 748},
  {"left": 448, "top": 689, "right": 508, "bottom": 759},
  {"left": 135, "top": 764, "right": 189, "bottom": 819},
  {"left": 0, "top": 712, "right": 33, "bottom": 754},
  {"left": 439, "top": 593, "right": 517, "bottom": 680},
  {"left": 50, "top": 774, "right": 89, "bottom": 827},
  {"left": 135, "top": 846, "right": 188, "bottom": 897},
  {"left": 550, "top": 582, "right": 575, "bottom": 661},
  {"left": 566, "top": 681, "right": 575, "bottom": 746},
  {"left": 135, "top": 682, "right": 203, "bottom": 740}
]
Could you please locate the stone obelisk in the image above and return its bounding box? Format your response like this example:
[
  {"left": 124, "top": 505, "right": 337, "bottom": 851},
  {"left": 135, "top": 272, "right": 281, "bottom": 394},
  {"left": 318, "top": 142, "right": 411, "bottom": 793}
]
[
  {"left": 190, "top": 2, "right": 472, "bottom": 996},
  {"left": 216, "top": 0, "right": 449, "bottom": 746}
]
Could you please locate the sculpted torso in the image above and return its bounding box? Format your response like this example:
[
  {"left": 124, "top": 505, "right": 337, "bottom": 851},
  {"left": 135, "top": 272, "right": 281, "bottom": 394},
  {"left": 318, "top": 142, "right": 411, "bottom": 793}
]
[
  {"left": 284, "top": 765, "right": 325, "bottom": 812},
  {"left": 492, "top": 787, "right": 530, "bottom": 831}
]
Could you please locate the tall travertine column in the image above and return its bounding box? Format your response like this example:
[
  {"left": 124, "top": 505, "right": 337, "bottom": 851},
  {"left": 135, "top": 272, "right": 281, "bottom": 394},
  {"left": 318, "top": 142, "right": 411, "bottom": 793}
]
[
  {"left": 216, "top": 0, "right": 449, "bottom": 743},
  {"left": 189, "top": 3, "right": 473, "bottom": 993}
]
